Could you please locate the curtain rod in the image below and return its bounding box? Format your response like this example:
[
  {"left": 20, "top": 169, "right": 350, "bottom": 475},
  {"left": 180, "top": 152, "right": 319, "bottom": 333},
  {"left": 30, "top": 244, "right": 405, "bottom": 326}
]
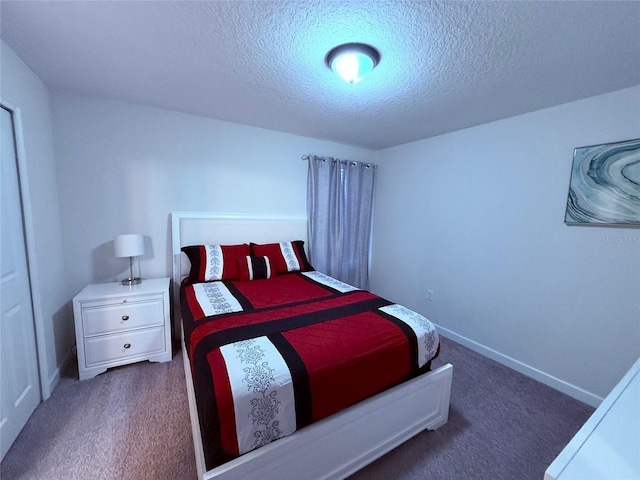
[{"left": 300, "top": 154, "right": 378, "bottom": 168}]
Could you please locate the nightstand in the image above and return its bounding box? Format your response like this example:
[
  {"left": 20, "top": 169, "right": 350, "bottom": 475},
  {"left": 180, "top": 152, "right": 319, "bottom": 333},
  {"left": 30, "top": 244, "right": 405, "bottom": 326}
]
[{"left": 73, "top": 277, "right": 171, "bottom": 380}]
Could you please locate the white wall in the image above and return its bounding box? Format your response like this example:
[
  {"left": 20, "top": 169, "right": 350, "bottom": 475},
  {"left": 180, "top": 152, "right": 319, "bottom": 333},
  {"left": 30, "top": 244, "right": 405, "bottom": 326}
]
[
  {"left": 0, "top": 41, "right": 73, "bottom": 394},
  {"left": 51, "top": 92, "right": 373, "bottom": 297},
  {"left": 371, "top": 86, "right": 640, "bottom": 406}
]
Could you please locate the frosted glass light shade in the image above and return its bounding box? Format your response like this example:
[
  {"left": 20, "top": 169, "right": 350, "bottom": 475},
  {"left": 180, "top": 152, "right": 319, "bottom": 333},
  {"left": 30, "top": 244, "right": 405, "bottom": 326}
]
[
  {"left": 114, "top": 234, "right": 145, "bottom": 258},
  {"left": 326, "top": 43, "right": 380, "bottom": 84}
]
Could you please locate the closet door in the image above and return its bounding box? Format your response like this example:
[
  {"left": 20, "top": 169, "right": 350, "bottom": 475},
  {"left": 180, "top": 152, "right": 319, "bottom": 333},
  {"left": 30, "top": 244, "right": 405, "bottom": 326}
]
[{"left": 0, "top": 105, "right": 41, "bottom": 461}]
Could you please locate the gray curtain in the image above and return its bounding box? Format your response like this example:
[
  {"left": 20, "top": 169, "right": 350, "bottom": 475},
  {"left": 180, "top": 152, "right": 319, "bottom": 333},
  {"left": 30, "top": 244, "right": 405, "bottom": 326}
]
[{"left": 307, "top": 156, "right": 376, "bottom": 289}]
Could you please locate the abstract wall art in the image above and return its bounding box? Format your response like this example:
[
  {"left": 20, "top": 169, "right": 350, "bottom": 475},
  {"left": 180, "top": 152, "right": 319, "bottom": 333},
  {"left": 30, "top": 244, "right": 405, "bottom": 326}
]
[{"left": 565, "top": 138, "right": 640, "bottom": 226}]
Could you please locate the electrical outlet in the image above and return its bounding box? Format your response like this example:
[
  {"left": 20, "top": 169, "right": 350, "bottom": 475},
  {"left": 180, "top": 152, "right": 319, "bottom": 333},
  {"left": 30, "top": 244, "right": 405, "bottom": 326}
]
[{"left": 427, "top": 289, "right": 434, "bottom": 301}]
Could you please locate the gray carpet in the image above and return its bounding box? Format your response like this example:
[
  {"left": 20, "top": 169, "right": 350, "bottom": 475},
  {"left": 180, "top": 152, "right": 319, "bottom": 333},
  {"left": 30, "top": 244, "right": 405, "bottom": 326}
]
[
  {"left": 1, "top": 347, "right": 196, "bottom": 480},
  {"left": 350, "top": 337, "right": 594, "bottom": 480},
  {"left": 0, "top": 336, "right": 593, "bottom": 480}
]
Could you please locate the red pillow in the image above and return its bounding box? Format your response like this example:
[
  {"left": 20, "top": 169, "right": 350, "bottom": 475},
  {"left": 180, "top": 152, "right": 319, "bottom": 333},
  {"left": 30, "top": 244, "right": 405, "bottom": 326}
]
[
  {"left": 181, "top": 244, "right": 250, "bottom": 283},
  {"left": 237, "top": 256, "right": 276, "bottom": 281},
  {"left": 250, "top": 241, "right": 313, "bottom": 274}
]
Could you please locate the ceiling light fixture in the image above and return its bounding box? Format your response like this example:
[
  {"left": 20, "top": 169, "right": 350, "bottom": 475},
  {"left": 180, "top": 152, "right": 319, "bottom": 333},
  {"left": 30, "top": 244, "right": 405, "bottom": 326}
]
[{"left": 325, "top": 43, "right": 380, "bottom": 84}]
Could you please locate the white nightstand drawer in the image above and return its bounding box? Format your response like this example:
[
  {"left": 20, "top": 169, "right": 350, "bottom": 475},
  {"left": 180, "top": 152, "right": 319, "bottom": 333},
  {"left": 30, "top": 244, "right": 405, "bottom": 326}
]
[
  {"left": 82, "top": 299, "right": 164, "bottom": 336},
  {"left": 84, "top": 327, "right": 166, "bottom": 367}
]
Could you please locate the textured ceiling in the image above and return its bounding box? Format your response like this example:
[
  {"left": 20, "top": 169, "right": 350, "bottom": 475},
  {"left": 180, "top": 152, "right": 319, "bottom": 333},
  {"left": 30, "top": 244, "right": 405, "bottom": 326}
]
[{"left": 1, "top": 1, "right": 639, "bottom": 150}]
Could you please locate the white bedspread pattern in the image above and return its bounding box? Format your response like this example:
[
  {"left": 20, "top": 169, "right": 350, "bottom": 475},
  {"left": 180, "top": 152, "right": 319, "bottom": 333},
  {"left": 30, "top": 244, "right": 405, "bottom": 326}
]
[
  {"left": 204, "top": 245, "right": 224, "bottom": 282},
  {"left": 219, "top": 337, "right": 296, "bottom": 455},
  {"left": 279, "top": 242, "right": 301, "bottom": 272},
  {"left": 302, "top": 271, "right": 359, "bottom": 293},
  {"left": 192, "top": 282, "right": 243, "bottom": 316},
  {"left": 379, "top": 304, "right": 439, "bottom": 368}
]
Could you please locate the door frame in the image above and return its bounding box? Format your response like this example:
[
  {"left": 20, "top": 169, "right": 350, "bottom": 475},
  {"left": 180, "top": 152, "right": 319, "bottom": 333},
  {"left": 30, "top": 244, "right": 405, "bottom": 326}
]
[{"left": 1, "top": 98, "right": 51, "bottom": 400}]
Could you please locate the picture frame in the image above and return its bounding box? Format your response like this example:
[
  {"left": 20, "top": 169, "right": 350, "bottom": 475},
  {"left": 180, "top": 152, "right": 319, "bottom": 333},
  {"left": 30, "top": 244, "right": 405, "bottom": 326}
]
[{"left": 565, "top": 138, "right": 640, "bottom": 226}]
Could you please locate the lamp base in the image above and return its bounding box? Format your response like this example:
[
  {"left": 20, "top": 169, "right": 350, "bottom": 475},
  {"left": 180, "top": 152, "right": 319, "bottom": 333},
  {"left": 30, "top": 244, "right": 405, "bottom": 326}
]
[{"left": 121, "top": 277, "right": 142, "bottom": 286}]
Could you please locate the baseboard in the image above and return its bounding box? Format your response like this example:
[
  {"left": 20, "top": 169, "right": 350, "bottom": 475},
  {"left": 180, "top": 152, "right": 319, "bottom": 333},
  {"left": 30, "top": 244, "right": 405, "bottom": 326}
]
[
  {"left": 45, "top": 350, "right": 74, "bottom": 400},
  {"left": 433, "top": 323, "right": 602, "bottom": 408},
  {"left": 45, "top": 367, "right": 60, "bottom": 401}
]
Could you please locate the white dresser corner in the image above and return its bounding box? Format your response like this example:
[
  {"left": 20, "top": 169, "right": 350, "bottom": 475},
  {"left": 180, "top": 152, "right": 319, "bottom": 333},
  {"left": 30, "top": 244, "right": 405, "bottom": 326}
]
[{"left": 544, "top": 357, "right": 640, "bottom": 480}]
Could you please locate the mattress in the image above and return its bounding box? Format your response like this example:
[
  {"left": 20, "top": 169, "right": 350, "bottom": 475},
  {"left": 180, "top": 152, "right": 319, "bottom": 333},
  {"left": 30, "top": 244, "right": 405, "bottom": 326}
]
[{"left": 181, "top": 271, "right": 440, "bottom": 470}]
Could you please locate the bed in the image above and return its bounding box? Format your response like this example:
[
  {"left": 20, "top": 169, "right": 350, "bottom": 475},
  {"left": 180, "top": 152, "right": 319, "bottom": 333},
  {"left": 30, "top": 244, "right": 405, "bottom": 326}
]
[{"left": 171, "top": 211, "right": 453, "bottom": 480}]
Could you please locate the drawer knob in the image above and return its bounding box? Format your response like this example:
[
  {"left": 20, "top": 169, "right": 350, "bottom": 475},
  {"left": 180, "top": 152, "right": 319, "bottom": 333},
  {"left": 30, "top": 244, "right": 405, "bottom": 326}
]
[
  {"left": 122, "top": 315, "right": 129, "bottom": 321},
  {"left": 124, "top": 343, "right": 131, "bottom": 349}
]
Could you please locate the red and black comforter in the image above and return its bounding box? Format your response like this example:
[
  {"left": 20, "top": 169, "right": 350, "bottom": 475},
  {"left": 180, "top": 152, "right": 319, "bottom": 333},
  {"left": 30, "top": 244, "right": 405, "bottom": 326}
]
[{"left": 181, "top": 271, "right": 440, "bottom": 470}]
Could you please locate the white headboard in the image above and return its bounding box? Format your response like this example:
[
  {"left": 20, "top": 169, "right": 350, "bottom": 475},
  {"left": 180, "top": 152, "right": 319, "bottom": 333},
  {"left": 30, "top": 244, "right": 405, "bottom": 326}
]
[{"left": 170, "top": 212, "right": 308, "bottom": 333}]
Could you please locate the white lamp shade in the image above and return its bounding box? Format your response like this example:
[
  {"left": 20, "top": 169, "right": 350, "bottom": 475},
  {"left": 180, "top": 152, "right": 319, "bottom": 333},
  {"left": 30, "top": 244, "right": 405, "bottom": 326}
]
[{"left": 114, "top": 234, "right": 145, "bottom": 258}]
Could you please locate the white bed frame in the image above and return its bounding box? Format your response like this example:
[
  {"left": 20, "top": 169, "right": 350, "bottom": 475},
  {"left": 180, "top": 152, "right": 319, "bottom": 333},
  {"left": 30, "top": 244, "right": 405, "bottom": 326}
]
[{"left": 171, "top": 211, "right": 453, "bottom": 480}]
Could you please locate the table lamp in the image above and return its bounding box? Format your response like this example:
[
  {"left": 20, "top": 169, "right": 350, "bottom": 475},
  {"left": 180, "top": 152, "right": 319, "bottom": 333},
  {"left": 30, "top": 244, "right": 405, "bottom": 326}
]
[{"left": 114, "top": 234, "right": 145, "bottom": 285}]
